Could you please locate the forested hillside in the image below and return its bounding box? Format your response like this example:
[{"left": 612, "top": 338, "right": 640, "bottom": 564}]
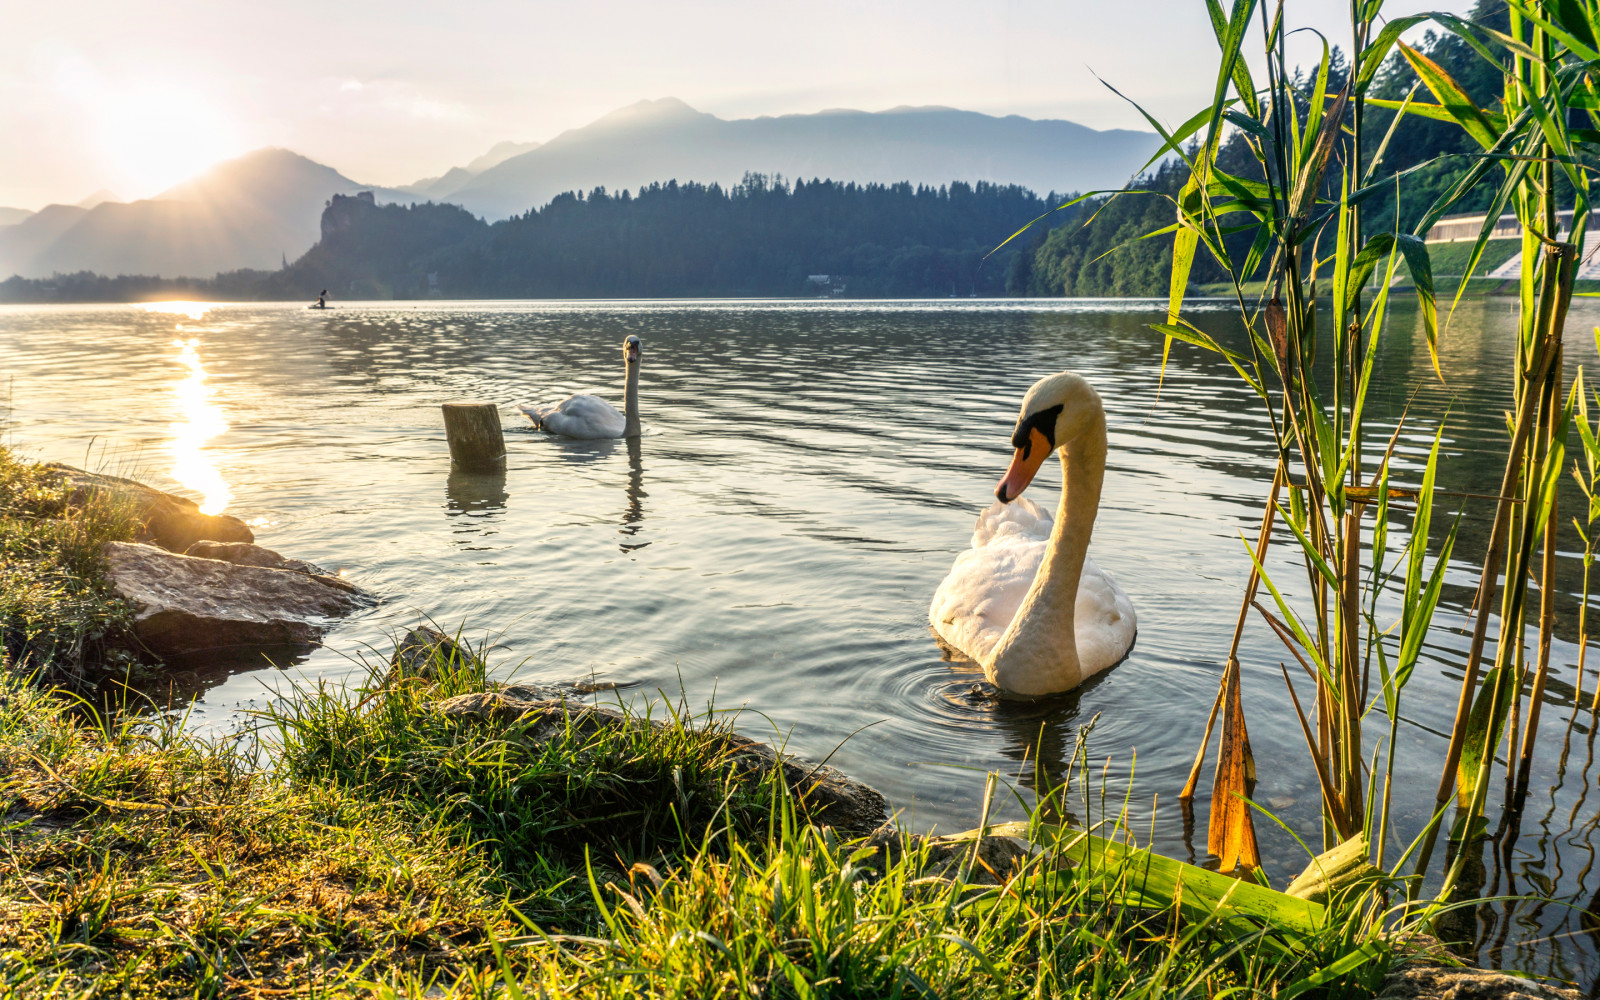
[{"left": 2, "top": 176, "right": 1076, "bottom": 301}]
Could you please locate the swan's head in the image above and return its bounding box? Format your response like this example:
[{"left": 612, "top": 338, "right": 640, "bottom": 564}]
[
  {"left": 624, "top": 335, "right": 642, "bottom": 365},
  {"left": 996, "top": 372, "right": 1102, "bottom": 503}
]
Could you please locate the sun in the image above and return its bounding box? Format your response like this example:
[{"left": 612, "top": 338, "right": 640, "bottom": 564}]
[{"left": 96, "top": 85, "right": 245, "bottom": 197}]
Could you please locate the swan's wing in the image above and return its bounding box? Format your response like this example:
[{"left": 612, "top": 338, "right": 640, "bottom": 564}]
[
  {"left": 517, "top": 393, "right": 624, "bottom": 439},
  {"left": 1074, "top": 554, "right": 1137, "bottom": 678},
  {"left": 930, "top": 499, "right": 1052, "bottom": 663}
]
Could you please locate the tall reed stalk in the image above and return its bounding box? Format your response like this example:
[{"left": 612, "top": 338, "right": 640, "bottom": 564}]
[
  {"left": 1384, "top": 0, "right": 1589, "bottom": 891},
  {"left": 1128, "top": 0, "right": 1471, "bottom": 879}
]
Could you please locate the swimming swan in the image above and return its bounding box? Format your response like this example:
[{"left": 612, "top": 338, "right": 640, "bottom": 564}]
[
  {"left": 517, "top": 336, "right": 641, "bottom": 439},
  {"left": 929, "top": 372, "right": 1135, "bottom": 696}
]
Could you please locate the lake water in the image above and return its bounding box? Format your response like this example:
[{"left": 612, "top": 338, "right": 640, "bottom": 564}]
[{"left": 4, "top": 297, "right": 1600, "bottom": 985}]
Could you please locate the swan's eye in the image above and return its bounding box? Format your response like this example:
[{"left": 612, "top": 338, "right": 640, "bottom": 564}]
[{"left": 1011, "top": 404, "right": 1063, "bottom": 455}]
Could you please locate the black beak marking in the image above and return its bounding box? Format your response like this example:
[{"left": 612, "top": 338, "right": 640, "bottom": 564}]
[{"left": 1010, "top": 404, "right": 1063, "bottom": 458}]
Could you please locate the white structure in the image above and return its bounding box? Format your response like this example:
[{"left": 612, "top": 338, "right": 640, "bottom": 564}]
[{"left": 1425, "top": 209, "right": 1600, "bottom": 280}]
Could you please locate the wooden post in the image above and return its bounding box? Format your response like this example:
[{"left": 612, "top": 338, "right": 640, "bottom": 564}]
[{"left": 441, "top": 402, "right": 506, "bottom": 472}]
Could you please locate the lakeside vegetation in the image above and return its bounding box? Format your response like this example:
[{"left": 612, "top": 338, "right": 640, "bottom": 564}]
[{"left": 0, "top": 442, "right": 1430, "bottom": 996}]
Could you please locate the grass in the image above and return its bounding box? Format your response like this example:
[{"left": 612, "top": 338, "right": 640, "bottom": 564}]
[
  {"left": 0, "top": 446, "right": 140, "bottom": 689},
  {"left": 0, "top": 635, "right": 1433, "bottom": 998}
]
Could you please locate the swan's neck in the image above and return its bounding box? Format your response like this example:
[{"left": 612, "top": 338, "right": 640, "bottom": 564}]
[
  {"left": 986, "top": 413, "right": 1106, "bottom": 695},
  {"left": 623, "top": 360, "right": 641, "bottom": 437}
]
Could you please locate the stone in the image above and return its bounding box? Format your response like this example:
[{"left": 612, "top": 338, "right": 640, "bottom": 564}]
[
  {"left": 432, "top": 688, "right": 889, "bottom": 836},
  {"left": 103, "top": 542, "right": 374, "bottom": 657},
  {"left": 1376, "top": 963, "right": 1583, "bottom": 1000},
  {"left": 184, "top": 540, "right": 327, "bottom": 576},
  {"left": 385, "top": 627, "right": 489, "bottom": 684},
  {"left": 47, "top": 464, "right": 253, "bottom": 553}
]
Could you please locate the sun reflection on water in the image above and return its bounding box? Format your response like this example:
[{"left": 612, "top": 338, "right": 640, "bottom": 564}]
[
  {"left": 142, "top": 301, "right": 215, "bottom": 321},
  {"left": 170, "top": 338, "right": 231, "bottom": 514}
]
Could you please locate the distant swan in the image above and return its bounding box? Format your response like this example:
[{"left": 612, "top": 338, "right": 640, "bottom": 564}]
[
  {"left": 929, "top": 372, "right": 1135, "bottom": 696},
  {"left": 517, "top": 336, "right": 641, "bottom": 439}
]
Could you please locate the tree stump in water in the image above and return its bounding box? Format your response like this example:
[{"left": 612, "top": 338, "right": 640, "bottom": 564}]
[{"left": 441, "top": 402, "right": 507, "bottom": 472}]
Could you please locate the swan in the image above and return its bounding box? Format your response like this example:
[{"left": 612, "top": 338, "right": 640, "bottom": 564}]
[
  {"left": 929, "top": 372, "right": 1136, "bottom": 696},
  {"left": 517, "top": 335, "right": 641, "bottom": 439}
]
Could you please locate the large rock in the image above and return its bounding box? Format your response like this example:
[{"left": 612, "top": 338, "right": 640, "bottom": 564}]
[
  {"left": 1376, "top": 964, "right": 1583, "bottom": 999},
  {"left": 104, "top": 542, "right": 373, "bottom": 657},
  {"left": 433, "top": 687, "right": 889, "bottom": 836},
  {"left": 184, "top": 540, "right": 326, "bottom": 576},
  {"left": 48, "top": 464, "right": 253, "bottom": 552}
]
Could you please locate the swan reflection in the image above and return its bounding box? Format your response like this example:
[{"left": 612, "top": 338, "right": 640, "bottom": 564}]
[
  {"left": 170, "top": 338, "right": 231, "bottom": 514},
  {"left": 620, "top": 435, "right": 649, "bottom": 552}
]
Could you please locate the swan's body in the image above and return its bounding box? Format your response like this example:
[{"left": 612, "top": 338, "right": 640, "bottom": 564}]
[
  {"left": 929, "top": 372, "right": 1135, "bottom": 695},
  {"left": 518, "top": 336, "right": 641, "bottom": 439}
]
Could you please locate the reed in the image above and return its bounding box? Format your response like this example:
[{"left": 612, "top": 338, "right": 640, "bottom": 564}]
[
  {"left": 1126, "top": 0, "right": 1463, "bottom": 881},
  {"left": 1143, "top": 0, "right": 1600, "bottom": 929},
  {"left": 1378, "top": 0, "right": 1589, "bottom": 890}
]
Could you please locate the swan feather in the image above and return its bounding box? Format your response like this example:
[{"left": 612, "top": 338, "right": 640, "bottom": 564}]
[
  {"left": 517, "top": 393, "right": 626, "bottom": 440},
  {"left": 930, "top": 496, "right": 1135, "bottom": 680}
]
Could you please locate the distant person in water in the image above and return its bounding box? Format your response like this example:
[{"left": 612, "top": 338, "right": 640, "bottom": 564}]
[{"left": 314, "top": 290, "right": 327, "bottom": 309}]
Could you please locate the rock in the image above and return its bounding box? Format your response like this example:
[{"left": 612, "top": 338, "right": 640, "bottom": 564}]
[
  {"left": 184, "top": 541, "right": 326, "bottom": 576},
  {"left": 104, "top": 542, "right": 374, "bottom": 657},
  {"left": 432, "top": 688, "right": 889, "bottom": 836},
  {"left": 386, "top": 627, "right": 487, "bottom": 684},
  {"left": 1376, "top": 964, "right": 1583, "bottom": 1000},
  {"left": 47, "top": 464, "right": 253, "bottom": 553}
]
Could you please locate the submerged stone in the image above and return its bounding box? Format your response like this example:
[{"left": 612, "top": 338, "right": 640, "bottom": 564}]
[
  {"left": 104, "top": 542, "right": 373, "bottom": 657},
  {"left": 183, "top": 540, "right": 327, "bottom": 576},
  {"left": 1376, "top": 964, "right": 1583, "bottom": 999}
]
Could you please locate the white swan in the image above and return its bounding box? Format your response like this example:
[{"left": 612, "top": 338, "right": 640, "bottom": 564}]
[
  {"left": 517, "top": 335, "right": 641, "bottom": 439},
  {"left": 929, "top": 372, "right": 1135, "bottom": 696}
]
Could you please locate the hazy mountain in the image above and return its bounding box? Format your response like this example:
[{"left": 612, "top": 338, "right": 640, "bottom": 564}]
[
  {"left": 0, "top": 207, "right": 33, "bottom": 226},
  {"left": 0, "top": 205, "right": 91, "bottom": 273},
  {"left": 76, "top": 190, "right": 121, "bottom": 210},
  {"left": 464, "top": 140, "right": 540, "bottom": 174},
  {"left": 402, "top": 139, "right": 541, "bottom": 199},
  {"left": 0, "top": 149, "right": 410, "bottom": 279},
  {"left": 446, "top": 98, "right": 1161, "bottom": 220}
]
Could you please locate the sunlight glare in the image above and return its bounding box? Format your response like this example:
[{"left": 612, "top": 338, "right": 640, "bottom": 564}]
[
  {"left": 98, "top": 87, "right": 243, "bottom": 196},
  {"left": 142, "top": 301, "right": 215, "bottom": 321},
  {"left": 170, "top": 338, "right": 232, "bottom": 515}
]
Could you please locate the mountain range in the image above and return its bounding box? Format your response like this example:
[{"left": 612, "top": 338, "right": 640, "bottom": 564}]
[
  {"left": 0, "top": 99, "right": 1159, "bottom": 280},
  {"left": 433, "top": 99, "right": 1161, "bottom": 221}
]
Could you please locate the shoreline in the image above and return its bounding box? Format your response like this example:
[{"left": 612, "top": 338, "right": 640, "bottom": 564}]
[{"left": 0, "top": 446, "right": 1571, "bottom": 997}]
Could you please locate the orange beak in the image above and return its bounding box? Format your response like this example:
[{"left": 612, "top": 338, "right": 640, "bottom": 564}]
[{"left": 996, "top": 427, "right": 1051, "bottom": 503}]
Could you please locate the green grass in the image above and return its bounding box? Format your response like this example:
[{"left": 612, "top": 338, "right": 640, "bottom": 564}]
[
  {"left": 0, "top": 638, "right": 1432, "bottom": 999},
  {"left": 0, "top": 445, "right": 1440, "bottom": 997},
  {"left": 0, "top": 446, "right": 139, "bottom": 688}
]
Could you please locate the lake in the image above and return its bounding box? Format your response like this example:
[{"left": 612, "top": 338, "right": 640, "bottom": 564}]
[{"left": 3, "top": 296, "right": 1598, "bottom": 984}]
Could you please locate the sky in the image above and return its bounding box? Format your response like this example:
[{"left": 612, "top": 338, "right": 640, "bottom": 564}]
[{"left": 0, "top": 0, "right": 1462, "bottom": 211}]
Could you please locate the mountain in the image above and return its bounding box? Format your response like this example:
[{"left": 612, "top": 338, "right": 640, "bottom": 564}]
[
  {"left": 0, "top": 207, "right": 35, "bottom": 226},
  {"left": 402, "top": 139, "right": 541, "bottom": 199},
  {"left": 76, "top": 190, "right": 121, "bottom": 210},
  {"left": 444, "top": 98, "right": 1161, "bottom": 220},
  {"left": 0, "top": 149, "right": 411, "bottom": 279}
]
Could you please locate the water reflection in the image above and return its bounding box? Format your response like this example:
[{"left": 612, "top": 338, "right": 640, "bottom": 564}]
[
  {"left": 620, "top": 435, "right": 648, "bottom": 552},
  {"left": 169, "top": 338, "right": 231, "bottom": 514},
  {"left": 445, "top": 469, "right": 510, "bottom": 548}
]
